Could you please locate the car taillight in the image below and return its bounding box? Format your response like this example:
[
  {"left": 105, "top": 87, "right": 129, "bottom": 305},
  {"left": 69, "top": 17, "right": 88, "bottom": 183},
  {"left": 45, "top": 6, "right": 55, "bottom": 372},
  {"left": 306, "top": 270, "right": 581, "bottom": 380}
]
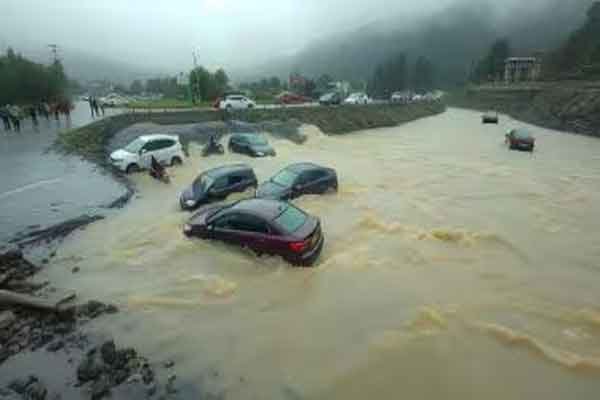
[{"left": 289, "top": 240, "right": 308, "bottom": 253}]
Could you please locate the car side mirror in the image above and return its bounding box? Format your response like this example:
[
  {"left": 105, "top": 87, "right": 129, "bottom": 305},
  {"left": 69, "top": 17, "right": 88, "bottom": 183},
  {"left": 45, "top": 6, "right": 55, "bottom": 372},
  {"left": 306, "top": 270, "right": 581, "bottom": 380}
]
[
  {"left": 139, "top": 149, "right": 147, "bottom": 155},
  {"left": 207, "top": 224, "right": 214, "bottom": 231}
]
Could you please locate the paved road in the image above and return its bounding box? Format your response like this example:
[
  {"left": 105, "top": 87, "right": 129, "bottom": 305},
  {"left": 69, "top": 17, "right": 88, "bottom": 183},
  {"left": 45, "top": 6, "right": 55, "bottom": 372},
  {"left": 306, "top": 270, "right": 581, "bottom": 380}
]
[{"left": 0, "top": 102, "right": 127, "bottom": 243}]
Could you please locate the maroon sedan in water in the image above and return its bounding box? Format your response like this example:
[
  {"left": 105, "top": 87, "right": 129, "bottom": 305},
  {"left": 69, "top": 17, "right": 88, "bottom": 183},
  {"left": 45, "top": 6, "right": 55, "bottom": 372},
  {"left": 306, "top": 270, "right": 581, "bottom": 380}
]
[
  {"left": 183, "top": 199, "right": 324, "bottom": 266},
  {"left": 506, "top": 128, "right": 535, "bottom": 152}
]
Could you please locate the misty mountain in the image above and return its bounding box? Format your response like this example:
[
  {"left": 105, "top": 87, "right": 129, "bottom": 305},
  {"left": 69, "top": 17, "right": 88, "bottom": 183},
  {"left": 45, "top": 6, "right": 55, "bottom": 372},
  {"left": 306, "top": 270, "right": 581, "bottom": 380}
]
[
  {"left": 1, "top": 40, "right": 165, "bottom": 85},
  {"left": 61, "top": 49, "right": 165, "bottom": 85},
  {"left": 244, "top": 0, "right": 594, "bottom": 87}
]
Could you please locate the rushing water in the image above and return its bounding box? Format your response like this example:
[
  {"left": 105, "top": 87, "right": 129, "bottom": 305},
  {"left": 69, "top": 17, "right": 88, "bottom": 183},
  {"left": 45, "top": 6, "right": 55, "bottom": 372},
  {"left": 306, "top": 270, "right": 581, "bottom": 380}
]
[{"left": 43, "top": 108, "right": 600, "bottom": 399}]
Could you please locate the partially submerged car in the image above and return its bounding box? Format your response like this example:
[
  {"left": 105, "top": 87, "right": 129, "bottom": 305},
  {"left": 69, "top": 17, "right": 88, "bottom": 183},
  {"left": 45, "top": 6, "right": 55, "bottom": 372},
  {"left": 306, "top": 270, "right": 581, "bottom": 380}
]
[
  {"left": 482, "top": 110, "right": 499, "bottom": 124},
  {"left": 506, "top": 128, "right": 535, "bottom": 152},
  {"left": 110, "top": 134, "right": 185, "bottom": 174},
  {"left": 228, "top": 133, "right": 276, "bottom": 157},
  {"left": 180, "top": 164, "right": 257, "bottom": 210},
  {"left": 184, "top": 199, "right": 324, "bottom": 266},
  {"left": 256, "top": 162, "right": 338, "bottom": 200},
  {"left": 319, "top": 92, "right": 342, "bottom": 106}
]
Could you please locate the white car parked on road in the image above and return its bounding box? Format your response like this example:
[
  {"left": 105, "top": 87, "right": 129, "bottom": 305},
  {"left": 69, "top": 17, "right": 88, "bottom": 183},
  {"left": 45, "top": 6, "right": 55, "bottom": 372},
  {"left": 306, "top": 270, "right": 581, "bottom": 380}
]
[
  {"left": 344, "top": 92, "right": 370, "bottom": 105},
  {"left": 109, "top": 134, "right": 185, "bottom": 174},
  {"left": 219, "top": 95, "right": 256, "bottom": 110}
]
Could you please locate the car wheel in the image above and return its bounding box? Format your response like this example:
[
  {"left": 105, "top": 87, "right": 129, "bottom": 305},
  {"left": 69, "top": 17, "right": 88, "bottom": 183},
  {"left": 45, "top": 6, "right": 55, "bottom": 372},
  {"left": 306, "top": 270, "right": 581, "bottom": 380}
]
[
  {"left": 126, "top": 164, "right": 140, "bottom": 174},
  {"left": 171, "top": 156, "right": 183, "bottom": 166}
]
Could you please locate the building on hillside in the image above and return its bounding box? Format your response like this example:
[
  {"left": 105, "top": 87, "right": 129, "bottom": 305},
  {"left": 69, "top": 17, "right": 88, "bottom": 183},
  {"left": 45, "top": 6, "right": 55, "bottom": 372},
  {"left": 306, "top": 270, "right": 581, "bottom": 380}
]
[{"left": 504, "top": 57, "right": 542, "bottom": 83}]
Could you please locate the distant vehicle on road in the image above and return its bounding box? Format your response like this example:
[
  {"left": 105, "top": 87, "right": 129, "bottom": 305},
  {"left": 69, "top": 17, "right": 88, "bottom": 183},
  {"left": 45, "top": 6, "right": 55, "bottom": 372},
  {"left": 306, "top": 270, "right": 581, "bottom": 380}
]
[
  {"left": 101, "top": 93, "right": 129, "bottom": 107},
  {"left": 219, "top": 95, "right": 256, "bottom": 110},
  {"left": 506, "top": 128, "right": 535, "bottom": 152},
  {"left": 344, "top": 92, "right": 370, "bottom": 105},
  {"left": 390, "top": 91, "right": 411, "bottom": 103},
  {"left": 277, "top": 92, "right": 312, "bottom": 105},
  {"left": 179, "top": 164, "right": 257, "bottom": 210},
  {"left": 482, "top": 110, "right": 499, "bottom": 124},
  {"left": 256, "top": 162, "right": 338, "bottom": 200},
  {"left": 183, "top": 198, "right": 324, "bottom": 266},
  {"left": 319, "top": 92, "right": 342, "bottom": 106},
  {"left": 228, "top": 133, "right": 276, "bottom": 157},
  {"left": 110, "top": 134, "right": 185, "bottom": 174}
]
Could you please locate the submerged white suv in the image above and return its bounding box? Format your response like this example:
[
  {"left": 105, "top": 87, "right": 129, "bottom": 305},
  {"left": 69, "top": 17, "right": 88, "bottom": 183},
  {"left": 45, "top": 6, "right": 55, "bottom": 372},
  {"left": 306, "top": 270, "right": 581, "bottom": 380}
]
[{"left": 109, "top": 134, "right": 185, "bottom": 174}]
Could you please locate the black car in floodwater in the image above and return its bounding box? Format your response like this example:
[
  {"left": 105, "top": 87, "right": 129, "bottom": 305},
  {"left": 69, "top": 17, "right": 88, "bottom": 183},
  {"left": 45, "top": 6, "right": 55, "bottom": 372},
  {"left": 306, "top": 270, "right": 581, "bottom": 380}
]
[
  {"left": 482, "top": 110, "right": 499, "bottom": 124},
  {"left": 228, "top": 133, "right": 276, "bottom": 157},
  {"left": 506, "top": 129, "right": 535, "bottom": 152},
  {"left": 180, "top": 164, "right": 257, "bottom": 210},
  {"left": 256, "top": 163, "right": 338, "bottom": 200}
]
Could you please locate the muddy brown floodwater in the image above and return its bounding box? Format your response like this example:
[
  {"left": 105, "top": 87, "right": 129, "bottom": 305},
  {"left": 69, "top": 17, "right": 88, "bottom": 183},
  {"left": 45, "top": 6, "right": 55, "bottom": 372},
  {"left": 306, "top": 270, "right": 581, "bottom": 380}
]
[{"left": 41, "top": 108, "right": 600, "bottom": 399}]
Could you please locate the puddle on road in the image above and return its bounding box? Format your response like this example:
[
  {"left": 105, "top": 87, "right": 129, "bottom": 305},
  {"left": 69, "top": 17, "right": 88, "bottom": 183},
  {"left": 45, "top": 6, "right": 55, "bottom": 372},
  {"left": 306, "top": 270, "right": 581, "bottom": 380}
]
[{"left": 43, "top": 109, "right": 600, "bottom": 399}]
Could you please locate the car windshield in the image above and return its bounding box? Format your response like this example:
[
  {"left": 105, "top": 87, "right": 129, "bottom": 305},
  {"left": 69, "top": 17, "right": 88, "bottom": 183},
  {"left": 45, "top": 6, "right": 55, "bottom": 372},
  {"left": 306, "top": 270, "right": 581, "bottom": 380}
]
[
  {"left": 123, "top": 138, "right": 146, "bottom": 153},
  {"left": 193, "top": 174, "right": 215, "bottom": 193},
  {"left": 272, "top": 169, "right": 298, "bottom": 187},
  {"left": 274, "top": 204, "right": 307, "bottom": 233},
  {"left": 245, "top": 135, "right": 267, "bottom": 145}
]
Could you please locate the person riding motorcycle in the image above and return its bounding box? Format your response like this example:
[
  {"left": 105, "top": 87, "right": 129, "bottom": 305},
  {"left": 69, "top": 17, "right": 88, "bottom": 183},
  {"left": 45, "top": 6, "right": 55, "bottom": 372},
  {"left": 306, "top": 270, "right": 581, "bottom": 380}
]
[
  {"left": 150, "top": 155, "right": 169, "bottom": 182},
  {"left": 203, "top": 133, "right": 224, "bottom": 156}
]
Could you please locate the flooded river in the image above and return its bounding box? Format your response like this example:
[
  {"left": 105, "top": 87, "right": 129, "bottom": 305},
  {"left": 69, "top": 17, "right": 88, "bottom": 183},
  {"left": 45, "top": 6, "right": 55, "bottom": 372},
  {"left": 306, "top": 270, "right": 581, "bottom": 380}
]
[{"left": 43, "top": 108, "right": 600, "bottom": 399}]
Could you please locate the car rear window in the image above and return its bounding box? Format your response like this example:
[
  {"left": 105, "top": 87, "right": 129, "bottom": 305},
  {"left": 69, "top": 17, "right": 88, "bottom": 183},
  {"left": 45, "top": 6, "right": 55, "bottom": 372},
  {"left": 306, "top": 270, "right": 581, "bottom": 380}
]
[
  {"left": 274, "top": 205, "right": 307, "bottom": 233},
  {"left": 272, "top": 169, "right": 298, "bottom": 187},
  {"left": 514, "top": 130, "right": 532, "bottom": 139}
]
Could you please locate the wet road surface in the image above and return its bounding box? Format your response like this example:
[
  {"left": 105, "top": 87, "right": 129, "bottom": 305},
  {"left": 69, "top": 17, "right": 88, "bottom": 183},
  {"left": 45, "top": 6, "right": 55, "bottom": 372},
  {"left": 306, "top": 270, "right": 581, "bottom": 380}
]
[
  {"left": 37, "top": 108, "right": 600, "bottom": 399},
  {"left": 0, "top": 102, "right": 126, "bottom": 243}
]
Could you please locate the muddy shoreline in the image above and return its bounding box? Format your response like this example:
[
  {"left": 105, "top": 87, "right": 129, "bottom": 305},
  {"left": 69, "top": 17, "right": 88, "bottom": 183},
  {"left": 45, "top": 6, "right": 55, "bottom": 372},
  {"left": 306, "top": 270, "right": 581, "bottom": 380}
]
[{"left": 0, "top": 244, "right": 186, "bottom": 400}]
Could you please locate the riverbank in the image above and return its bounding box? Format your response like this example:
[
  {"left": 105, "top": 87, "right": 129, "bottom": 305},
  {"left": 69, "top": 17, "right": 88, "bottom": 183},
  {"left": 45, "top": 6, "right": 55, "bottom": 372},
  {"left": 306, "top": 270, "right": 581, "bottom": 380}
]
[
  {"left": 0, "top": 245, "right": 182, "bottom": 399},
  {"left": 56, "top": 102, "right": 446, "bottom": 168},
  {"left": 447, "top": 81, "right": 600, "bottom": 136}
]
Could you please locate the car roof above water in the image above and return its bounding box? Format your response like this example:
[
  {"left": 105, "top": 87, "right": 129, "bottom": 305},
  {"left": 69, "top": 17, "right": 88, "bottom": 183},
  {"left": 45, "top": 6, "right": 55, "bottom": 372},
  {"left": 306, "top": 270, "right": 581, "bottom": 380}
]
[
  {"left": 285, "top": 162, "right": 324, "bottom": 173},
  {"left": 230, "top": 198, "right": 291, "bottom": 220},
  {"left": 138, "top": 134, "right": 179, "bottom": 142},
  {"left": 203, "top": 163, "right": 254, "bottom": 178}
]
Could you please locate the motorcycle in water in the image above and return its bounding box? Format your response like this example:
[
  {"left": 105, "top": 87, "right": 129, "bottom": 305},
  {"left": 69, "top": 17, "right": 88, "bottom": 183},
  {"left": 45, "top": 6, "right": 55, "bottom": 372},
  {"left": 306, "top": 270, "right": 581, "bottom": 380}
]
[
  {"left": 202, "top": 140, "right": 225, "bottom": 157},
  {"left": 149, "top": 156, "right": 170, "bottom": 184}
]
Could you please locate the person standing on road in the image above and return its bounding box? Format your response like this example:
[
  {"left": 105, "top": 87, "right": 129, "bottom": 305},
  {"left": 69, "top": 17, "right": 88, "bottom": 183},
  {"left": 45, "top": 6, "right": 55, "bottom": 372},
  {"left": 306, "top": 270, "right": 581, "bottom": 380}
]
[
  {"left": 29, "top": 105, "right": 38, "bottom": 127},
  {"left": 100, "top": 101, "right": 105, "bottom": 116},
  {"left": 9, "top": 105, "right": 22, "bottom": 132},
  {"left": 88, "top": 96, "right": 95, "bottom": 118},
  {"left": 93, "top": 98, "right": 100, "bottom": 117},
  {"left": 0, "top": 105, "right": 11, "bottom": 131}
]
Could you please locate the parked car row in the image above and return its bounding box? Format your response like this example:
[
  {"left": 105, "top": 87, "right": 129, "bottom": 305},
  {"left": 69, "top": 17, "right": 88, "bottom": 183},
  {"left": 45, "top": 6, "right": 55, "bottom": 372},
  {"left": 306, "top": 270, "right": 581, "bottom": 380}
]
[
  {"left": 179, "top": 162, "right": 337, "bottom": 211},
  {"left": 179, "top": 162, "right": 338, "bottom": 266}
]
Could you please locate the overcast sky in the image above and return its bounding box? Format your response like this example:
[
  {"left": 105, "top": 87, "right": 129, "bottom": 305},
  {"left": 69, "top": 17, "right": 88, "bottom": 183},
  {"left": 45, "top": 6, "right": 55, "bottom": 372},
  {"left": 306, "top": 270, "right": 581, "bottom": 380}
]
[{"left": 0, "top": 0, "right": 464, "bottom": 73}]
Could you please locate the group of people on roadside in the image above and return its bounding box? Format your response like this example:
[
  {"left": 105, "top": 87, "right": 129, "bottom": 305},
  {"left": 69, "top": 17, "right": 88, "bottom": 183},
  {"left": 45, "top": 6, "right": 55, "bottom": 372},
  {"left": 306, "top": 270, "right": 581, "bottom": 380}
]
[
  {"left": 1, "top": 100, "right": 73, "bottom": 132},
  {"left": 88, "top": 97, "right": 105, "bottom": 118}
]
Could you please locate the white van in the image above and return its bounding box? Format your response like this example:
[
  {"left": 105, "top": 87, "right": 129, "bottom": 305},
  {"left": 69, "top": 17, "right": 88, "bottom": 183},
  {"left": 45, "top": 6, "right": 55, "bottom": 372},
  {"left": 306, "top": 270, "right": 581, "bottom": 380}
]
[{"left": 109, "top": 134, "right": 185, "bottom": 174}]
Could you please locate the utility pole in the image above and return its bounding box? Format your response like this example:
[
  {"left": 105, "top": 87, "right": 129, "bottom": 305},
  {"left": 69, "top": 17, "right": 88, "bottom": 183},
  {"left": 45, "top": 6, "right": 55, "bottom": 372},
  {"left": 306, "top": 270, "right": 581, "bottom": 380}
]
[
  {"left": 191, "top": 50, "right": 200, "bottom": 103},
  {"left": 48, "top": 44, "right": 60, "bottom": 64}
]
